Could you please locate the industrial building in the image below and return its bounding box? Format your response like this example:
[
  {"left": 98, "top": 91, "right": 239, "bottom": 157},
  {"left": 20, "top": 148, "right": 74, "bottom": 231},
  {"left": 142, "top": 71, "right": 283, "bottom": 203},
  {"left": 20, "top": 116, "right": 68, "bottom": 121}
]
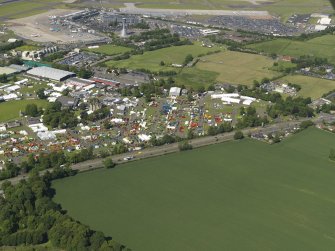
[{"left": 27, "top": 66, "right": 76, "bottom": 81}]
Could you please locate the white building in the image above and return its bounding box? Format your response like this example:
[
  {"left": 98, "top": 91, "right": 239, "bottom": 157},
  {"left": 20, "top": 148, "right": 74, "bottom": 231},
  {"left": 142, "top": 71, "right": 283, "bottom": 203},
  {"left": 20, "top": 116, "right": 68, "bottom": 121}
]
[{"left": 169, "top": 87, "right": 182, "bottom": 98}]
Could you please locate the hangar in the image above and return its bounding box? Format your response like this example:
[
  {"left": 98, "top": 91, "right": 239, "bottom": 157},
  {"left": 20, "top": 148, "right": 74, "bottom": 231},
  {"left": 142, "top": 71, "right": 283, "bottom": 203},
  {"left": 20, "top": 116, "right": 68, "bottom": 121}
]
[{"left": 27, "top": 66, "right": 76, "bottom": 81}]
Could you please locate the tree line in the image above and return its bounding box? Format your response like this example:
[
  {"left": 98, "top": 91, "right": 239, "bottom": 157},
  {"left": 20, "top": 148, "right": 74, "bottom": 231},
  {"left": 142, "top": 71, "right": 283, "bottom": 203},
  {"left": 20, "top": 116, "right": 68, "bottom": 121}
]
[{"left": 0, "top": 168, "right": 129, "bottom": 250}]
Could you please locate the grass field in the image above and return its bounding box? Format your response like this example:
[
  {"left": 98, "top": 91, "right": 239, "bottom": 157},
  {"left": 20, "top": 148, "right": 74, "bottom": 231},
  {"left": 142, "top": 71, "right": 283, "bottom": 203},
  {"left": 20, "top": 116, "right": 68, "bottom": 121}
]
[
  {"left": 15, "top": 45, "right": 41, "bottom": 51},
  {"left": 247, "top": 35, "right": 335, "bottom": 64},
  {"left": 196, "top": 51, "right": 281, "bottom": 86},
  {"left": 53, "top": 128, "right": 335, "bottom": 251},
  {"left": 278, "top": 75, "right": 335, "bottom": 99},
  {"left": 0, "top": 99, "right": 48, "bottom": 122},
  {"left": 105, "top": 43, "right": 221, "bottom": 72},
  {"left": 86, "top": 45, "right": 132, "bottom": 56},
  {"left": 175, "top": 67, "right": 219, "bottom": 89}
]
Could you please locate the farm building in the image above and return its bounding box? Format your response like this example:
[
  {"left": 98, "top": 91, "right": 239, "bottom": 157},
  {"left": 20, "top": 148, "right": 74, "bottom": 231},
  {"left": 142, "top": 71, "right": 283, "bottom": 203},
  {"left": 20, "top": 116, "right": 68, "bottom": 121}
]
[{"left": 27, "top": 66, "right": 76, "bottom": 81}]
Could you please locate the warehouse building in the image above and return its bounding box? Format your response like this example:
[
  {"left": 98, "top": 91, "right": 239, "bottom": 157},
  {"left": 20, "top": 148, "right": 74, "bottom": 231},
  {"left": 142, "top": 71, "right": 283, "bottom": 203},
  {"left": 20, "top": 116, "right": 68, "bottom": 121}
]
[{"left": 27, "top": 66, "right": 76, "bottom": 82}]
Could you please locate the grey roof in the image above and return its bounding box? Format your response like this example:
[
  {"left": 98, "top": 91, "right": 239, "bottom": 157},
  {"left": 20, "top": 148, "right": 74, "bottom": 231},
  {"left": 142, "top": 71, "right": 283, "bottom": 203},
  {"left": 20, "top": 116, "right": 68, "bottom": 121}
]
[
  {"left": 27, "top": 66, "right": 76, "bottom": 81},
  {"left": 57, "top": 96, "right": 79, "bottom": 108},
  {"left": 9, "top": 64, "right": 30, "bottom": 72}
]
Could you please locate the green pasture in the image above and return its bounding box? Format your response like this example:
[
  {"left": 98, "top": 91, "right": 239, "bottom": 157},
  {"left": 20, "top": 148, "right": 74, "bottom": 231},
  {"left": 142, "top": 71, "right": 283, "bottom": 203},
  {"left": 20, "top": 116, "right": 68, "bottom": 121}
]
[
  {"left": 53, "top": 128, "right": 335, "bottom": 251},
  {"left": 105, "top": 43, "right": 220, "bottom": 72},
  {"left": 175, "top": 67, "right": 219, "bottom": 89},
  {"left": 196, "top": 50, "right": 280, "bottom": 86},
  {"left": 247, "top": 35, "right": 335, "bottom": 64},
  {"left": 0, "top": 99, "right": 48, "bottom": 122},
  {"left": 279, "top": 75, "right": 335, "bottom": 99}
]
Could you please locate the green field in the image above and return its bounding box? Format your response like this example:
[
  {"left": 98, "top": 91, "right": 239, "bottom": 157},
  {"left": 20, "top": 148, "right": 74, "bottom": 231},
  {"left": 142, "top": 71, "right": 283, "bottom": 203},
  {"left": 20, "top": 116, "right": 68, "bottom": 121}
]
[
  {"left": 105, "top": 43, "right": 220, "bottom": 72},
  {"left": 53, "top": 128, "right": 335, "bottom": 251},
  {"left": 197, "top": 51, "right": 281, "bottom": 86},
  {"left": 0, "top": 99, "right": 48, "bottom": 122},
  {"left": 15, "top": 45, "right": 41, "bottom": 51},
  {"left": 279, "top": 75, "right": 335, "bottom": 99},
  {"left": 175, "top": 67, "right": 219, "bottom": 88},
  {"left": 247, "top": 35, "right": 335, "bottom": 64},
  {"left": 86, "top": 45, "right": 132, "bottom": 56}
]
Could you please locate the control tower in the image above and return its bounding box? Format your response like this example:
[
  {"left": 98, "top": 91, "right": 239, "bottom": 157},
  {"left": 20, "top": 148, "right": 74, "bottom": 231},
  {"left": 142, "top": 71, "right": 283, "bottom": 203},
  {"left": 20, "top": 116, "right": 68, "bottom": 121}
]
[{"left": 121, "top": 18, "right": 127, "bottom": 37}]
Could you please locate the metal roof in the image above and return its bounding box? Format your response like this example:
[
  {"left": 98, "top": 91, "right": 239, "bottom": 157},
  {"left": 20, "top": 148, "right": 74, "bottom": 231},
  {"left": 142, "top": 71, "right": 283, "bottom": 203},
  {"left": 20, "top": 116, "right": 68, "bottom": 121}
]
[{"left": 27, "top": 66, "right": 75, "bottom": 81}]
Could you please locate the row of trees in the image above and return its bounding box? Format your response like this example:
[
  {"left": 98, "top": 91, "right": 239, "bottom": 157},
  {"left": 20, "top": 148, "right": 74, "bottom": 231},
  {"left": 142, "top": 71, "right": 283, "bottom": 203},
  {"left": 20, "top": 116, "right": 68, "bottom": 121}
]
[
  {"left": 207, "top": 122, "right": 233, "bottom": 136},
  {"left": 0, "top": 40, "right": 23, "bottom": 52},
  {"left": 238, "top": 84, "right": 314, "bottom": 118},
  {"left": 266, "top": 96, "right": 314, "bottom": 118},
  {"left": 51, "top": 63, "right": 93, "bottom": 79},
  {"left": 0, "top": 147, "right": 96, "bottom": 181},
  {"left": 236, "top": 106, "right": 269, "bottom": 129}
]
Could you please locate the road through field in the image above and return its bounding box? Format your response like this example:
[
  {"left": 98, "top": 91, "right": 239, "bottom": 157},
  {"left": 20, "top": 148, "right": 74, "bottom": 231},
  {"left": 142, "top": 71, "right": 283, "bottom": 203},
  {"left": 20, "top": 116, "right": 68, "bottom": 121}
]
[{"left": 1, "top": 118, "right": 322, "bottom": 187}]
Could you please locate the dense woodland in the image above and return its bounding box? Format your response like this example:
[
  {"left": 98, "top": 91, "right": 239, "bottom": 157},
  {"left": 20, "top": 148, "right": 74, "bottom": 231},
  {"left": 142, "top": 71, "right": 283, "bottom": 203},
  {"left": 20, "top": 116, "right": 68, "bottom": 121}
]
[{"left": 0, "top": 168, "right": 129, "bottom": 250}]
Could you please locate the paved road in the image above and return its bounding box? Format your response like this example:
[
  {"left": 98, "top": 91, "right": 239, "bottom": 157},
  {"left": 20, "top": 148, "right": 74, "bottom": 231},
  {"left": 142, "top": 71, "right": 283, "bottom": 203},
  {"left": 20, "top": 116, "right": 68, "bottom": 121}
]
[
  {"left": 0, "top": 119, "right": 308, "bottom": 186},
  {"left": 120, "top": 3, "right": 270, "bottom": 17}
]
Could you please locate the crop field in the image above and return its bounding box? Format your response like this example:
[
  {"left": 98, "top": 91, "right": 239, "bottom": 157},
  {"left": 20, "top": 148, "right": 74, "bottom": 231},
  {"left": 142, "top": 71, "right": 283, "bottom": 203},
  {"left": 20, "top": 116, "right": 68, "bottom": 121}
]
[
  {"left": 105, "top": 43, "right": 220, "bottom": 72},
  {"left": 247, "top": 35, "right": 335, "bottom": 64},
  {"left": 279, "top": 75, "right": 335, "bottom": 99},
  {"left": 53, "top": 128, "right": 335, "bottom": 251},
  {"left": 0, "top": 99, "right": 48, "bottom": 122},
  {"left": 196, "top": 51, "right": 281, "bottom": 86},
  {"left": 86, "top": 45, "right": 132, "bottom": 56}
]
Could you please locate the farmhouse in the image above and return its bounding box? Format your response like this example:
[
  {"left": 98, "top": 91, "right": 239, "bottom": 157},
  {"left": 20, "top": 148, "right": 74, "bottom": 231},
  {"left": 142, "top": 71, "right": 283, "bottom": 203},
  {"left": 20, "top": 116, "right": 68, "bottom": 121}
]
[{"left": 27, "top": 66, "right": 76, "bottom": 82}]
